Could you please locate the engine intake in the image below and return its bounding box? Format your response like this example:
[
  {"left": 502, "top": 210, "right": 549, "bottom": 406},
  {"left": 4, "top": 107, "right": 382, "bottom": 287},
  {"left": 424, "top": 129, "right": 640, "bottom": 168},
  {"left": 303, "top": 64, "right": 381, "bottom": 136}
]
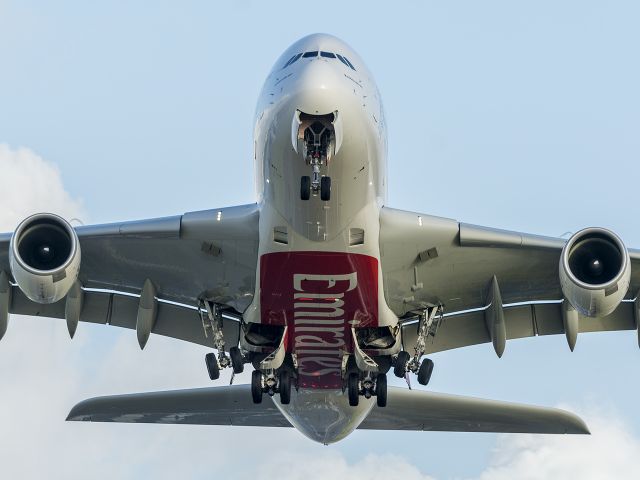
[
  {"left": 559, "top": 227, "right": 630, "bottom": 317},
  {"left": 9, "top": 213, "right": 81, "bottom": 304}
]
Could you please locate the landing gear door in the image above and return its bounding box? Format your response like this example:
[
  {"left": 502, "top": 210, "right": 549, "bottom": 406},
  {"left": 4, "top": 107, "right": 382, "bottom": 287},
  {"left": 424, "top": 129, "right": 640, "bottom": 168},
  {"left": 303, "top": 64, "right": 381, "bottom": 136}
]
[
  {"left": 332, "top": 110, "right": 343, "bottom": 157},
  {"left": 291, "top": 110, "right": 302, "bottom": 154}
]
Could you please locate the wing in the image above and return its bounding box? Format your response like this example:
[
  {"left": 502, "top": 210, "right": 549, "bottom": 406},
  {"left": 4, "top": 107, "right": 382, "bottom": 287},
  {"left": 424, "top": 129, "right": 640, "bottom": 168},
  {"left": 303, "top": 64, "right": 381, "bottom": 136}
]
[
  {"left": 67, "top": 385, "right": 291, "bottom": 428},
  {"left": 0, "top": 204, "right": 259, "bottom": 347},
  {"left": 380, "top": 207, "right": 640, "bottom": 354},
  {"left": 67, "top": 385, "right": 588, "bottom": 435}
]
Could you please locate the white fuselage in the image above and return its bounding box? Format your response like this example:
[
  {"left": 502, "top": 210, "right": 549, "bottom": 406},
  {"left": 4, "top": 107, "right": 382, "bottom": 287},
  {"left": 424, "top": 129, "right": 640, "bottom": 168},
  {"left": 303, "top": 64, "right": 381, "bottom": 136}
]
[{"left": 243, "top": 34, "right": 399, "bottom": 444}]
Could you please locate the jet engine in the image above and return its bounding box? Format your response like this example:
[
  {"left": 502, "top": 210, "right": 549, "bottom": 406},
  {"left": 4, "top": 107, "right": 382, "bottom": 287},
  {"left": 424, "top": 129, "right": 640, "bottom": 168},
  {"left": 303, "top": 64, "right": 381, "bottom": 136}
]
[
  {"left": 559, "top": 227, "right": 630, "bottom": 317},
  {"left": 9, "top": 213, "right": 81, "bottom": 304}
]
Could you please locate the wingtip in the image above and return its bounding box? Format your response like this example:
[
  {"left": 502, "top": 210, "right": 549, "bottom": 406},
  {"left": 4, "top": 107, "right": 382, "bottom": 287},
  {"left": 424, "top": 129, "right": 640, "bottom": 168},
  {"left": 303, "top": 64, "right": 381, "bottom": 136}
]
[
  {"left": 559, "top": 408, "right": 590, "bottom": 434},
  {"left": 66, "top": 398, "right": 93, "bottom": 422}
]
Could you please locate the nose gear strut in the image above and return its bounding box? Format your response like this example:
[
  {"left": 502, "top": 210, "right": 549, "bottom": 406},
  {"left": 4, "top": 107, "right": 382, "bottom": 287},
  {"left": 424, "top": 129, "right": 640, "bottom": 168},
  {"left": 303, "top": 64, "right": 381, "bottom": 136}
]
[{"left": 296, "top": 114, "right": 336, "bottom": 202}]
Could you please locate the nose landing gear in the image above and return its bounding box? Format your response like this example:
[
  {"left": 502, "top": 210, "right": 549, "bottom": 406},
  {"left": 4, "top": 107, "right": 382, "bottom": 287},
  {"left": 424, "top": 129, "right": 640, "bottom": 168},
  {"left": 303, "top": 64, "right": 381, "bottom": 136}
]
[
  {"left": 300, "top": 174, "right": 331, "bottom": 201},
  {"left": 296, "top": 113, "right": 336, "bottom": 202}
]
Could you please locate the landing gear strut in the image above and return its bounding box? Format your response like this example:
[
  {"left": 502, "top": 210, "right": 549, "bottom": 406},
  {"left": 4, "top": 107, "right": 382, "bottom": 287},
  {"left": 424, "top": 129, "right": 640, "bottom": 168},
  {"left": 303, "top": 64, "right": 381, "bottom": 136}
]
[
  {"left": 394, "top": 305, "right": 442, "bottom": 386},
  {"left": 199, "top": 300, "right": 246, "bottom": 380},
  {"left": 298, "top": 116, "right": 333, "bottom": 202}
]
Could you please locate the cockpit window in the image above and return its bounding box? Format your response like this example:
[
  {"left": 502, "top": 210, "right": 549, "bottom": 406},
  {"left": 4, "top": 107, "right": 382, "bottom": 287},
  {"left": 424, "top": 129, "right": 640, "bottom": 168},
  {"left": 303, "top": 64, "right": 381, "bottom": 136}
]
[
  {"left": 282, "top": 53, "right": 303, "bottom": 69},
  {"left": 282, "top": 51, "right": 355, "bottom": 71},
  {"left": 288, "top": 53, "right": 302, "bottom": 67},
  {"left": 336, "top": 54, "right": 356, "bottom": 71},
  {"left": 283, "top": 54, "right": 297, "bottom": 68},
  {"left": 337, "top": 54, "right": 351, "bottom": 68},
  {"left": 343, "top": 56, "right": 356, "bottom": 70}
]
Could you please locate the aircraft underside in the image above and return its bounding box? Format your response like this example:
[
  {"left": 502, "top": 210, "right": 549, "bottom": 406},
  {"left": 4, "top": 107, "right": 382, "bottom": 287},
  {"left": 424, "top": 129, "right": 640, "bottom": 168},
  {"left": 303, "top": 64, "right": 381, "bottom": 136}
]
[{"left": 0, "top": 33, "right": 637, "bottom": 444}]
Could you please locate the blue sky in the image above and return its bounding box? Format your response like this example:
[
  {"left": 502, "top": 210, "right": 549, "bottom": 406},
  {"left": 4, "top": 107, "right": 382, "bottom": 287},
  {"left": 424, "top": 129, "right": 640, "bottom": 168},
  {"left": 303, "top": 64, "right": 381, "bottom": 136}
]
[{"left": 1, "top": 1, "right": 640, "bottom": 478}]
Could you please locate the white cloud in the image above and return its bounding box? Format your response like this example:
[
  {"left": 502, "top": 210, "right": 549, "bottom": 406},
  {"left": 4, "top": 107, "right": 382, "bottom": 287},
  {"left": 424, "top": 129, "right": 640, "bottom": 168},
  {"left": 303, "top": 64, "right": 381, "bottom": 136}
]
[
  {"left": 0, "top": 144, "right": 85, "bottom": 230},
  {"left": 258, "top": 452, "right": 435, "bottom": 480},
  {"left": 476, "top": 407, "right": 640, "bottom": 480},
  {"left": 256, "top": 408, "right": 640, "bottom": 480}
]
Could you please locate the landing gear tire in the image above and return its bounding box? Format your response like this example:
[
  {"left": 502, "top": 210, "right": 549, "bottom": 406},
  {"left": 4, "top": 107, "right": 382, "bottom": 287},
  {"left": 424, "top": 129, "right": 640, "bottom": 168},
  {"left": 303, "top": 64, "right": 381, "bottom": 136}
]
[
  {"left": 251, "top": 370, "right": 263, "bottom": 404},
  {"left": 205, "top": 352, "right": 220, "bottom": 381},
  {"left": 376, "top": 373, "right": 387, "bottom": 408},
  {"left": 320, "top": 176, "right": 331, "bottom": 201},
  {"left": 279, "top": 371, "right": 292, "bottom": 405},
  {"left": 229, "top": 346, "right": 244, "bottom": 374},
  {"left": 417, "top": 358, "right": 434, "bottom": 386},
  {"left": 301, "top": 176, "right": 311, "bottom": 200},
  {"left": 393, "top": 351, "right": 411, "bottom": 378},
  {"left": 348, "top": 373, "right": 360, "bottom": 407}
]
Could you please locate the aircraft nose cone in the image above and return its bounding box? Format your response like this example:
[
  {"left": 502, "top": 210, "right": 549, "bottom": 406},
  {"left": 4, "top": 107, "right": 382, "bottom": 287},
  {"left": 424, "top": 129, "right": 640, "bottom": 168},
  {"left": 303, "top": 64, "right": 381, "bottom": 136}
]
[
  {"left": 293, "top": 59, "right": 351, "bottom": 115},
  {"left": 298, "top": 58, "right": 342, "bottom": 87}
]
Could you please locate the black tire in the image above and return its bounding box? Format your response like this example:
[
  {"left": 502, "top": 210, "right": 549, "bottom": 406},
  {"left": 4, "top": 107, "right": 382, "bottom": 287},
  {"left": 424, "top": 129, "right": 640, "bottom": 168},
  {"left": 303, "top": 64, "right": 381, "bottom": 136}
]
[
  {"left": 417, "top": 358, "right": 434, "bottom": 386},
  {"left": 393, "top": 351, "right": 411, "bottom": 378},
  {"left": 320, "top": 176, "right": 331, "bottom": 201},
  {"left": 205, "top": 353, "right": 220, "bottom": 381},
  {"left": 251, "top": 370, "right": 263, "bottom": 404},
  {"left": 229, "top": 346, "right": 244, "bottom": 374},
  {"left": 301, "top": 176, "right": 311, "bottom": 200},
  {"left": 376, "top": 373, "right": 387, "bottom": 407},
  {"left": 348, "top": 373, "right": 360, "bottom": 407},
  {"left": 279, "top": 371, "right": 292, "bottom": 405}
]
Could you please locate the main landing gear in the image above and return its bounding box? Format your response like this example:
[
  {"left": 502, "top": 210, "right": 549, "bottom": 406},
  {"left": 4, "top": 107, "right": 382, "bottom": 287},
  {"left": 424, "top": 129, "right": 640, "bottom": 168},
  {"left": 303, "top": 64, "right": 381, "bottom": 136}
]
[
  {"left": 251, "top": 368, "right": 293, "bottom": 405},
  {"left": 393, "top": 306, "right": 442, "bottom": 386},
  {"left": 199, "top": 300, "right": 247, "bottom": 381},
  {"left": 348, "top": 372, "right": 388, "bottom": 408}
]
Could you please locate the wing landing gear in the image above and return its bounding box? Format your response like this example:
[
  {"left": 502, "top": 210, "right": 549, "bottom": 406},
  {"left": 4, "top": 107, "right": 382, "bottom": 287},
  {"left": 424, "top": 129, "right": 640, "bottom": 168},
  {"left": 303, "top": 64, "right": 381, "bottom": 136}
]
[
  {"left": 199, "top": 300, "right": 247, "bottom": 381},
  {"left": 205, "top": 352, "right": 220, "bottom": 380},
  {"left": 394, "top": 305, "right": 442, "bottom": 386}
]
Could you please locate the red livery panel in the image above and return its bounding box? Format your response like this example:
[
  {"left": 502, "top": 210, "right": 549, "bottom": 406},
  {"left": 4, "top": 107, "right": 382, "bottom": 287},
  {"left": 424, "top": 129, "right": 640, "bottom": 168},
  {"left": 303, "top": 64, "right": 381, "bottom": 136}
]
[{"left": 260, "top": 252, "right": 379, "bottom": 388}]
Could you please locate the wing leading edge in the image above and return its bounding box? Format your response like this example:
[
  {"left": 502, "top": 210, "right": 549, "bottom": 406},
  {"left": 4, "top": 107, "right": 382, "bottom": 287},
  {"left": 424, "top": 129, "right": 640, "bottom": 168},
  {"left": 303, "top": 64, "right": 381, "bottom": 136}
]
[
  {"left": 0, "top": 204, "right": 259, "bottom": 348},
  {"left": 67, "top": 385, "right": 588, "bottom": 435},
  {"left": 381, "top": 207, "right": 640, "bottom": 355}
]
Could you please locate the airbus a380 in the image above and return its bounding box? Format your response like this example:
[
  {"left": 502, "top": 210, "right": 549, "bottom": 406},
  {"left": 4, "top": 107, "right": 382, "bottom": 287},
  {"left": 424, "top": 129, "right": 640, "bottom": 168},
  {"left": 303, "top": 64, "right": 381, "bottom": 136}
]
[{"left": 1, "top": 33, "right": 637, "bottom": 444}]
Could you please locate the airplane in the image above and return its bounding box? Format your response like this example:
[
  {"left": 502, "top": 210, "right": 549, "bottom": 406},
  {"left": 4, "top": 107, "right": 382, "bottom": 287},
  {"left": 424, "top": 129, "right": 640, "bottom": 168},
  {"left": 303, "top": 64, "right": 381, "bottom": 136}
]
[{"left": 0, "top": 32, "right": 636, "bottom": 445}]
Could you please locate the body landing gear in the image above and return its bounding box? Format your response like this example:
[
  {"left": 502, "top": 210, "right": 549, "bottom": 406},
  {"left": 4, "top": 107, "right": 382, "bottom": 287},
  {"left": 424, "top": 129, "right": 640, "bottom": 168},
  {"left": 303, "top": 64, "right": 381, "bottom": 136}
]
[
  {"left": 251, "top": 369, "right": 293, "bottom": 405},
  {"left": 348, "top": 372, "right": 388, "bottom": 408}
]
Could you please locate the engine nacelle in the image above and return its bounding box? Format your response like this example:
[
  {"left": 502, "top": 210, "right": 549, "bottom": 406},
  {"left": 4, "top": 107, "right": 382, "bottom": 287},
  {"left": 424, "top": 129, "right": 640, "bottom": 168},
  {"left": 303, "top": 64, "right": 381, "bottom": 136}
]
[
  {"left": 559, "top": 227, "right": 630, "bottom": 317},
  {"left": 9, "top": 213, "right": 81, "bottom": 304}
]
